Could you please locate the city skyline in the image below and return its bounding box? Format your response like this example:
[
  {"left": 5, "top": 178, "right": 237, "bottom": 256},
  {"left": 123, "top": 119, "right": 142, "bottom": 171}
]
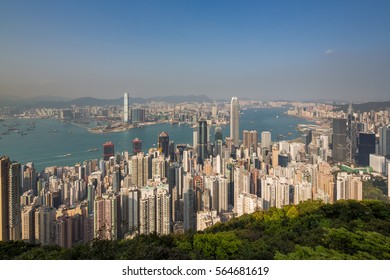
[{"left": 1, "top": 0, "right": 390, "bottom": 102}]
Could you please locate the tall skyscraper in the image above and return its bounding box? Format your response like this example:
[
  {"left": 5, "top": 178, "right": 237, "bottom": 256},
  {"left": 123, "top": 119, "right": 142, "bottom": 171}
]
[
  {"left": 356, "top": 132, "right": 376, "bottom": 166},
  {"left": 0, "top": 156, "right": 10, "bottom": 241},
  {"left": 158, "top": 132, "right": 169, "bottom": 158},
  {"left": 9, "top": 162, "right": 21, "bottom": 240},
  {"left": 197, "top": 118, "right": 208, "bottom": 164},
  {"left": 131, "top": 108, "right": 145, "bottom": 123},
  {"left": 346, "top": 103, "right": 357, "bottom": 164},
  {"left": 261, "top": 131, "right": 271, "bottom": 150},
  {"left": 243, "top": 130, "right": 258, "bottom": 151},
  {"left": 123, "top": 92, "right": 129, "bottom": 123},
  {"left": 132, "top": 138, "right": 142, "bottom": 155},
  {"left": 103, "top": 141, "right": 115, "bottom": 161},
  {"left": 230, "top": 97, "right": 239, "bottom": 147},
  {"left": 379, "top": 126, "right": 390, "bottom": 157},
  {"left": 332, "top": 118, "right": 347, "bottom": 162},
  {"left": 0, "top": 157, "right": 21, "bottom": 241},
  {"left": 94, "top": 192, "right": 119, "bottom": 240}
]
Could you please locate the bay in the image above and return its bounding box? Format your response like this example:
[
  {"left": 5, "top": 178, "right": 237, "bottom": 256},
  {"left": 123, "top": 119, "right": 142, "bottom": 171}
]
[{"left": 0, "top": 108, "right": 314, "bottom": 171}]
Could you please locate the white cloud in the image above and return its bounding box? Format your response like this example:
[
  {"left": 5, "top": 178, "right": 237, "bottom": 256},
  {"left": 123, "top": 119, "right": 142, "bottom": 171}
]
[{"left": 324, "top": 49, "right": 335, "bottom": 55}]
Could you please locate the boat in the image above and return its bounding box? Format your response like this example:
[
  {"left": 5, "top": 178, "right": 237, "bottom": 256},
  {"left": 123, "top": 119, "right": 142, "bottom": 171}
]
[
  {"left": 65, "top": 153, "right": 71, "bottom": 157},
  {"left": 21, "top": 132, "right": 28, "bottom": 135},
  {"left": 276, "top": 115, "right": 279, "bottom": 118},
  {"left": 88, "top": 148, "right": 99, "bottom": 152}
]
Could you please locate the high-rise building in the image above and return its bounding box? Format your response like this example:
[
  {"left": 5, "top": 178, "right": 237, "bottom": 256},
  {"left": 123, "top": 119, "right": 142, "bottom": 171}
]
[
  {"left": 139, "top": 185, "right": 171, "bottom": 235},
  {"left": 94, "top": 192, "right": 120, "bottom": 240},
  {"left": 230, "top": 97, "right": 239, "bottom": 147},
  {"left": 0, "top": 156, "right": 10, "bottom": 241},
  {"left": 243, "top": 130, "right": 258, "bottom": 151},
  {"left": 0, "top": 157, "right": 21, "bottom": 241},
  {"left": 214, "top": 126, "right": 223, "bottom": 142},
  {"left": 130, "top": 108, "right": 145, "bottom": 123},
  {"left": 123, "top": 92, "right": 129, "bottom": 123},
  {"left": 379, "top": 126, "right": 390, "bottom": 157},
  {"left": 9, "top": 162, "right": 21, "bottom": 240},
  {"left": 103, "top": 141, "right": 115, "bottom": 161},
  {"left": 356, "top": 132, "right": 376, "bottom": 166},
  {"left": 197, "top": 118, "right": 208, "bottom": 164},
  {"left": 120, "top": 187, "right": 139, "bottom": 235},
  {"left": 261, "top": 131, "right": 271, "bottom": 150},
  {"left": 158, "top": 132, "right": 169, "bottom": 158},
  {"left": 346, "top": 103, "right": 357, "bottom": 164},
  {"left": 132, "top": 138, "right": 142, "bottom": 155},
  {"left": 332, "top": 118, "right": 347, "bottom": 162}
]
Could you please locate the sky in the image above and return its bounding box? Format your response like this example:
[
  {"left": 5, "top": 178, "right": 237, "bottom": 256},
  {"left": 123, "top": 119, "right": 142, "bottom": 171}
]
[{"left": 1, "top": 0, "right": 390, "bottom": 102}]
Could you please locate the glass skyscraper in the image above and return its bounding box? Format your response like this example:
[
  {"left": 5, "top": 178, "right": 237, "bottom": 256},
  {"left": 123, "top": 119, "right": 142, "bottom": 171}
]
[{"left": 230, "top": 97, "right": 239, "bottom": 147}]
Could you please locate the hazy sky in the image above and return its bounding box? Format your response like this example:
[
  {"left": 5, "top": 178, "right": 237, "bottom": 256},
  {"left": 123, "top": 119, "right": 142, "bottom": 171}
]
[{"left": 1, "top": 0, "right": 389, "bottom": 102}]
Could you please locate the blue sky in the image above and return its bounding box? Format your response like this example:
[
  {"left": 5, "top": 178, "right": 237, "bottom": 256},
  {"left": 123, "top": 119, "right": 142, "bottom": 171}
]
[{"left": 1, "top": 0, "right": 389, "bottom": 101}]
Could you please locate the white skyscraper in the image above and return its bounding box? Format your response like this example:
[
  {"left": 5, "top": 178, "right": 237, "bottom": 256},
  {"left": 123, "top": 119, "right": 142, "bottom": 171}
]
[
  {"left": 230, "top": 97, "right": 239, "bottom": 147},
  {"left": 123, "top": 92, "right": 129, "bottom": 123}
]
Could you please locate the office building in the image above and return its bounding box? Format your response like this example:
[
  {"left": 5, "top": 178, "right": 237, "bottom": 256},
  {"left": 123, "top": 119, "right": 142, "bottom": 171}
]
[
  {"left": 123, "top": 92, "right": 129, "bottom": 123},
  {"left": 243, "top": 130, "right": 258, "bottom": 151},
  {"left": 132, "top": 138, "right": 142, "bottom": 155},
  {"left": 356, "top": 132, "right": 376, "bottom": 166},
  {"left": 369, "top": 154, "right": 386, "bottom": 174},
  {"left": 261, "top": 131, "right": 271, "bottom": 150},
  {"left": 230, "top": 97, "right": 239, "bottom": 147},
  {"left": 197, "top": 118, "right": 208, "bottom": 164},
  {"left": 103, "top": 142, "right": 115, "bottom": 161},
  {"left": 158, "top": 132, "right": 170, "bottom": 158},
  {"left": 379, "top": 126, "right": 390, "bottom": 157},
  {"left": 130, "top": 108, "right": 145, "bottom": 123},
  {"left": 332, "top": 118, "right": 347, "bottom": 162}
]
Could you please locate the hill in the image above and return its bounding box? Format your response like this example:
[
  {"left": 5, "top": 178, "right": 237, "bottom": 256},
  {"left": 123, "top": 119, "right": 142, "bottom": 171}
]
[
  {"left": 1, "top": 95, "right": 214, "bottom": 109},
  {"left": 337, "top": 101, "right": 390, "bottom": 113},
  {"left": 1, "top": 200, "right": 390, "bottom": 260}
]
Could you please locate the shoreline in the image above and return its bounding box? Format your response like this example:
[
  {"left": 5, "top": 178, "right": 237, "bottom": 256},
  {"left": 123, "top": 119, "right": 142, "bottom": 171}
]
[{"left": 87, "top": 121, "right": 166, "bottom": 134}]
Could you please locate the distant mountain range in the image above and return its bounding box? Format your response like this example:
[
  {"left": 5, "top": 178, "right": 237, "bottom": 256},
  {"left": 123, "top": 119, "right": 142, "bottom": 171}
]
[
  {"left": 336, "top": 101, "right": 390, "bottom": 113},
  {"left": 0, "top": 94, "right": 213, "bottom": 108}
]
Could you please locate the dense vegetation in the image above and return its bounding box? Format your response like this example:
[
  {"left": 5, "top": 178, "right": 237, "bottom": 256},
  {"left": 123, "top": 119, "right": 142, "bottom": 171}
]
[{"left": 1, "top": 200, "right": 390, "bottom": 260}]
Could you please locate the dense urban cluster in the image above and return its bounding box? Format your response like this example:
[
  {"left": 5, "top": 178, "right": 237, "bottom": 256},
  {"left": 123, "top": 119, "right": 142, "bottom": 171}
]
[{"left": 0, "top": 96, "right": 389, "bottom": 250}]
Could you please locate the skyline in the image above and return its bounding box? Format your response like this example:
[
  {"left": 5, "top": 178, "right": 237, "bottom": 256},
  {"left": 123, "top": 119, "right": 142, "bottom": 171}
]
[{"left": 1, "top": 0, "right": 390, "bottom": 102}]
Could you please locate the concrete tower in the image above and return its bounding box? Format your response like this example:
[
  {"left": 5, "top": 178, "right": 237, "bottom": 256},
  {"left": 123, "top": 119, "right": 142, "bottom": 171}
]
[
  {"left": 123, "top": 92, "right": 129, "bottom": 123},
  {"left": 230, "top": 97, "right": 239, "bottom": 147}
]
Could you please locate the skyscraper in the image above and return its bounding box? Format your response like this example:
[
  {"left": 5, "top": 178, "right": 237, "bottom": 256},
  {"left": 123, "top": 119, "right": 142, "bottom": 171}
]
[
  {"left": 230, "top": 97, "right": 239, "bottom": 147},
  {"left": 103, "top": 141, "right": 115, "bottom": 161},
  {"left": 346, "top": 103, "right": 357, "bottom": 164},
  {"left": 379, "top": 126, "right": 390, "bottom": 157},
  {"left": 158, "top": 132, "right": 169, "bottom": 158},
  {"left": 197, "top": 118, "right": 208, "bottom": 164},
  {"left": 123, "top": 92, "right": 129, "bottom": 123},
  {"left": 332, "top": 118, "right": 347, "bottom": 162},
  {"left": 356, "top": 132, "right": 376, "bottom": 166},
  {"left": 9, "top": 162, "right": 21, "bottom": 240},
  {"left": 0, "top": 156, "right": 10, "bottom": 241},
  {"left": 261, "top": 131, "right": 271, "bottom": 150},
  {"left": 132, "top": 138, "right": 142, "bottom": 155}
]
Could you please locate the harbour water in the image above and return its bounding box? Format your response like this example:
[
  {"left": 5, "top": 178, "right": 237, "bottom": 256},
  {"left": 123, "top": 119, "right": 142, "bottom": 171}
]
[{"left": 0, "top": 108, "right": 314, "bottom": 171}]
